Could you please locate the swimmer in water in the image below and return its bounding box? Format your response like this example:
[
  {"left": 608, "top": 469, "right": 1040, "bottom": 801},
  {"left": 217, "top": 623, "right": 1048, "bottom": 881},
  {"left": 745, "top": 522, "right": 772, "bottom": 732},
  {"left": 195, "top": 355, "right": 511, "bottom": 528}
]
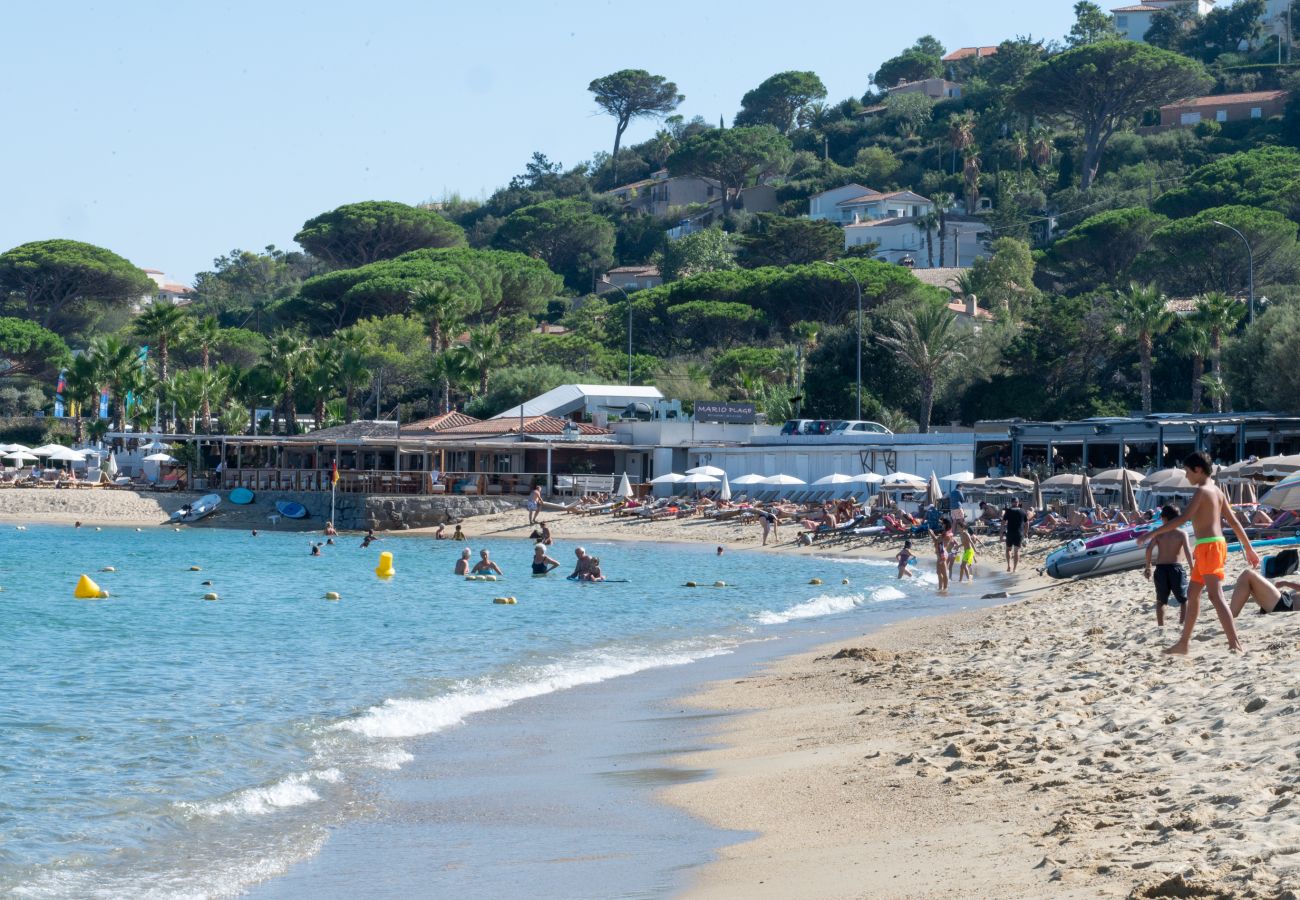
[
  {"left": 471, "top": 549, "right": 503, "bottom": 576},
  {"left": 580, "top": 556, "right": 605, "bottom": 582},
  {"left": 454, "top": 548, "right": 471, "bottom": 575},
  {"left": 531, "top": 543, "right": 560, "bottom": 575},
  {"left": 452, "top": 524, "right": 466, "bottom": 542},
  {"left": 310, "top": 543, "right": 322, "bottom": 556},
  {"left": 251, "top": 529, "right": 259, "bottom": 537},
  {"left": 360, "top": 529, "right": 379, "bottom": 549},
  {"left": 324, "top": 521, "right": 337, "bottom": 537}
]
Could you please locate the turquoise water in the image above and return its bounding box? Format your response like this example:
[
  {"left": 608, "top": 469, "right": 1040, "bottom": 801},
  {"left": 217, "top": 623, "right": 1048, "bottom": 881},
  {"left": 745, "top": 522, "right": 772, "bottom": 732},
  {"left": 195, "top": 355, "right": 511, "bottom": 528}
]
[{"left": 0, "top": 524, "right": 918, "bottom": 897}]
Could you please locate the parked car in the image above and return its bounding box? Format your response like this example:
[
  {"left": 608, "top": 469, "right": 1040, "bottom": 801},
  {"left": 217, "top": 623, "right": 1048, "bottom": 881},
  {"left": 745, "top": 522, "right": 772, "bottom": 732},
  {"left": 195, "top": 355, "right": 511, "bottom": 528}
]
[
  {"left": 831, "top": 420, "right": 894, "bottom": 435},
  {"left": 780, "top": 419, "right": 815, "bottom": 436}
]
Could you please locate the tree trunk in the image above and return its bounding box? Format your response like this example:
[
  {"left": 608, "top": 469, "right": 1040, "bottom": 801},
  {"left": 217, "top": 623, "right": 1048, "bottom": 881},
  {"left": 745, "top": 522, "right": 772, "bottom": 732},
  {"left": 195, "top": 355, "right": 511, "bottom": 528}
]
[
  {"left": 1140, "top": 334, "right": 1153, "bottom": 415},
  {"left": 200, "top": 348, "right": 211, "bottom": 433},
  {"left": 479, "top": 368, "right": 489, "bottom": 397},
  {"left": 1191, "top": 354, "right": 1204, "bottom": 413},
  {"left": 925, "top": 227, "right": 934, "bottom": 268},
  {"left": 612, "top": 117, "right": 629, "bottom": 184},
  {"left": 938, "top": 216, "right": 947, "bottom": 267},
  {"left": 1211, "top": 332, "right": 1223, "bottom": 414},
  {"left": 919, "top": 376, "right": 935, "bottom": 434},
  {"left": 1080, "top": 131, "right": 1102, "bottom": 192},
  {"left": 441, "top": 377, "right": 451, "bottom": 414},
  {"left": 345, "top": 386, "right": 355, "bottom": 423}
]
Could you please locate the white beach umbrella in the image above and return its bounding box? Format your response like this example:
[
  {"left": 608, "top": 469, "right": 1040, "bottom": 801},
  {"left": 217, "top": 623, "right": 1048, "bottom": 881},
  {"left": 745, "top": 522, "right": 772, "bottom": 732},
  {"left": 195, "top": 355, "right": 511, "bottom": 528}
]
[
  {"left": 731, "top": 473, "right": 768, "bottom": 485},
  {"left": 1242, "top": 454, "right": 1300, "bottom": 477},
  {"left": 1041, "top": 473, "right": 1085, "bottom": 489},
  {"left": 1091, "top": 467, "right": 1145, "bottom": 486},
  {"left": 4, "top": 450, "right": 39, "bottom": 462},
  {"left": 45, "top": 447, "right": 85, "bottom": 463},
  {"left": 680, "top": 472, "right": 721, "bottom": 485},
  {"left": 30, "top": 444, "right": 67, "bottom": 456},
  {"left": 649, "top": 472, "right": 686, "bottom": 484},
  {"left": 882, "top": 472, "right": 922, "bottom": 485},
  {"left": 1143, "top": 468, "right": 1193, "bottom": 491},
  {"left": 105, "top": 453, "right": 119, "bottom": 477},
  {"left": 987, "top": 475, "right": 1034, "bottom": 491},
  {"left": 615, "top": 472, "right": 632, "bottom": 499},
  {"left": 851, "top": 472, "right": 885, "bottom": 484},
  {"left": 143, "top": 452, "right": 177, "bottom": 463},
  {"left": 812, "top": 473, "right": 854, "bottom": 485},
  {"left": 0, "top": 443, "right": 20, "bottom": 453},
  {"left": 1262, "top": 473, "right": 1300, "bottom": 511},
  {"left": 939, "top": 471, "right": 976, "bottom": 483},
  {"left": 686, "top": 465, "right": 726, "bottom": 478},
  {"left": 762, "top": 474, "right": 806, "bottom": 486},
  {"left": 142, "top": 440, "right": 173, "bottom": 451},
  {"left": 925, "top": 471, "right": 943, "bottom": 506},
  {"left": 720, "top": 473, "right": 731, "bottom": 501}
]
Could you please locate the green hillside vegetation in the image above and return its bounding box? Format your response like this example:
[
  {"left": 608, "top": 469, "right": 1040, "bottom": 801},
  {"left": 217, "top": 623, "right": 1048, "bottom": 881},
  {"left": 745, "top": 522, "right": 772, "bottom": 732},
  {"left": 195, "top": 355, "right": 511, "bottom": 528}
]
[{"left": 6, "top": 0, "right": 1300, "bottom": 437}]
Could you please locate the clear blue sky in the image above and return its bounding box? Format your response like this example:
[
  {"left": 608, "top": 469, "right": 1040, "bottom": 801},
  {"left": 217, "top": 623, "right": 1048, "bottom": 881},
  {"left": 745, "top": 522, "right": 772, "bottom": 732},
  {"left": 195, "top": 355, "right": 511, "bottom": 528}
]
[{"left": 0, "top": 1, "right": 1075, "bottom": 284}]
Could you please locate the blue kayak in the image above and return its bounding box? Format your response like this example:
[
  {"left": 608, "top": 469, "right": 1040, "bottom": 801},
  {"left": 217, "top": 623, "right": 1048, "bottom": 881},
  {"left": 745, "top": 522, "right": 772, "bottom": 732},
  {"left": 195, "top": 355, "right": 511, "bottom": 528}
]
[
  {"left": 275, "top": 500, "right": 308, "bottom": 519},
  {"left": 229, "top": 487, "right": 254, "bottom": 505}
]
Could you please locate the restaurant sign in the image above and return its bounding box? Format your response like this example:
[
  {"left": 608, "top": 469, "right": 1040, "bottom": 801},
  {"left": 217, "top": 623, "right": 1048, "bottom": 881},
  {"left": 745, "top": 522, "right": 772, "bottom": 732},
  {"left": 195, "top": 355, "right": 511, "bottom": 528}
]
[{"left": 694, "top": 401, "right": 757, "bottom": 424}]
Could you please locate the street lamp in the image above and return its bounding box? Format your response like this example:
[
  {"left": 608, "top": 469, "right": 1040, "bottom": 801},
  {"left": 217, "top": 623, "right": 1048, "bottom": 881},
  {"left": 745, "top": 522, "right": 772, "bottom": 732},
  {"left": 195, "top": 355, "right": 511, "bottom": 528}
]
[
  {"left": 599, "top": 278, "right": 633, "bottom": 385},
  {"left": 816, "top": 260, "right": 863, "bottom": 420},
  {"left": 1211, "top": 220, "right": 1255, "bottom": 324}
]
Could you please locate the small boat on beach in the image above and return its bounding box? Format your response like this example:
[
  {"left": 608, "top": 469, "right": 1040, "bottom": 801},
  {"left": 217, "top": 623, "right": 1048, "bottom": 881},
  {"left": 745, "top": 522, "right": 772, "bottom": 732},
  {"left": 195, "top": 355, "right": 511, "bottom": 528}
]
[
  {"left": 275, "top": 500, "right": 308, "bottom": 519},
  {"left": 170, "top": 494, "right": 221, "bottom": 524},
  {"left": 229, "top": 487, "right": 254, "bottom": 505},
  {"left": 1045, "top": 525, "right": 1300, "bottom": 579}
]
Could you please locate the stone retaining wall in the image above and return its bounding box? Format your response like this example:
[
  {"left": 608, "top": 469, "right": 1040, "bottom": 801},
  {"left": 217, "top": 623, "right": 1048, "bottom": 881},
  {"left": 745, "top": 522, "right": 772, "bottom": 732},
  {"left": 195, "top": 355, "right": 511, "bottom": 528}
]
[{"left": 254, "top": 492, "right": 522, "bottom": 531}]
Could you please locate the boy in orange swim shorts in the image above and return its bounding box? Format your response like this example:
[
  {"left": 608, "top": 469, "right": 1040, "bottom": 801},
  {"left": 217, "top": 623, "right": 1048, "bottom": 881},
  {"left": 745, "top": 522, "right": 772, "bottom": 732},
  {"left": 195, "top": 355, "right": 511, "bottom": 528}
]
[{"left": 1139, "top": 451, "right": 1260, "bottom": 654}]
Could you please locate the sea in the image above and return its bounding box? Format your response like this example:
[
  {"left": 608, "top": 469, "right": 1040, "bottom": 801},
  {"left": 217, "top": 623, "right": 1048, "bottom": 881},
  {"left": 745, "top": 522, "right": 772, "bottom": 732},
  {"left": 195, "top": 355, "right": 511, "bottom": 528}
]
[{"left": 0, "top": 523, "right": 992, "bottom": 898}]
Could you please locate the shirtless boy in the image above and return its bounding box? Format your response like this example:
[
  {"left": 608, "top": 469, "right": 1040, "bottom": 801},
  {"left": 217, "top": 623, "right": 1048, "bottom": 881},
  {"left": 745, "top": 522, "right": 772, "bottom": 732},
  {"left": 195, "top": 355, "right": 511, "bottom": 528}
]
[
  {"left": 1143, "top": 504, "right": 1192, "bottom": 627},
  {"left": 1138, "top": 451, "right": 1260, "bottom": 654}
]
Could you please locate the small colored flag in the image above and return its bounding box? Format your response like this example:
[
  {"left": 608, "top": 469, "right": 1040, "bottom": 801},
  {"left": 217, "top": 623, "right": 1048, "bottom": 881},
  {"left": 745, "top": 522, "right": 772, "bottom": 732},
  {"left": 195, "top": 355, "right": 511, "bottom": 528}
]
[
  {"left": 54, "top": 369, "right": 66, "bottom": 418},
  {"left": 98, "top": 388, "right": 110, "bottom": 420},
  {"left": 331, "top": 461, "right": 339, "bottom": 485}
]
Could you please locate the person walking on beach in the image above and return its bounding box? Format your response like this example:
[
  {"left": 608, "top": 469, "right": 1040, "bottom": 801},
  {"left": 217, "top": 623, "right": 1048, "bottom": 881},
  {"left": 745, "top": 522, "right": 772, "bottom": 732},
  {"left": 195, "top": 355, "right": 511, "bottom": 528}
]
[
  {"left": 956, "top": 521, "right": 978, "bottom": 583},
  {"left": 928, "top": 526, "right": 950, "bottom": 592},
  {"left": 527, "top": 484, "right": 542, "bottom": 525},
  {"left": 1144, "top": 504, "right": 1192, "bottom": 627},
  {"left": 454, "top": 548, "right": 472, "bottom": 575},
  {"left": 531, "top": 543, "right": 560, "bottom": 575},
  {"left": 1002, "top": 499, "right": 1027, "bottom": 573},
  {"left": 896, "top": 540, "right": 915, "bottom": 579},
  {"left": 1138, "top": 451, "right": 1260, "bottom": 654},
  {"left": 759, "top": 510, "right": 778, "bottom": 546},
  {"left": 471, "top": 549, "right": 503, "bottom": 576}
]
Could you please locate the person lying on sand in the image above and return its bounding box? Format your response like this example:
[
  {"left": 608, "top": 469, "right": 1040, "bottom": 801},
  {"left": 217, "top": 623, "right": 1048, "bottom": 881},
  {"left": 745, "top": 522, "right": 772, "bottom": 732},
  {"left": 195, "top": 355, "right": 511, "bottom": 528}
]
[
  {"left": 1144, "top": 504, "right": 1192, "bottom": 627},
  {"left": 1139, "top": 451, "right": 1260, "bottom": 654},
  {"left": 1230, "top": 569, "right": 1300, "bottom": 615}
]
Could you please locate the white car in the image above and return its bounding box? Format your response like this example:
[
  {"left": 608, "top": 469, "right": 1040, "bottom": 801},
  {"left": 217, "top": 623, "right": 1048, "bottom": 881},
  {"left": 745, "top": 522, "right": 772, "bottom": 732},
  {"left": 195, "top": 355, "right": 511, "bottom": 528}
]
[{"left": 831, "top": 420, "right": 893, "bottom": 435}]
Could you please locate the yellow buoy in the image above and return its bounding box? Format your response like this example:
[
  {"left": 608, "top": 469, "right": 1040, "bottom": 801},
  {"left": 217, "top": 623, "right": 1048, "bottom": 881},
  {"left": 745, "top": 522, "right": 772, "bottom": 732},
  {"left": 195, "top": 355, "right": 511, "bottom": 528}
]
[
  {"left": 74, "top": 574, "right": 109, "bottom": 599},
  {"left": 189, "top": 566, "right": 201, "bottom": 572},
  {"left": 375, "top": 551, "right": 395, "bottom": 578},
  {"left": 203, "top": 592, "right": 219, "bottom": 601},
  {"left": 493, "top": 597, "right": 517, "bottom": 604},
  {"left": 809, "top": 578, "right": 822, "bottom": 585},
  {"left": 324, "top": 591, "right": 341, "bottom": 601},
  {"left": 714, "top": 580, "right": 726, "bottom": 588},
  {"left": 101, "top": 566, "right": 116, "bottom": 573}
]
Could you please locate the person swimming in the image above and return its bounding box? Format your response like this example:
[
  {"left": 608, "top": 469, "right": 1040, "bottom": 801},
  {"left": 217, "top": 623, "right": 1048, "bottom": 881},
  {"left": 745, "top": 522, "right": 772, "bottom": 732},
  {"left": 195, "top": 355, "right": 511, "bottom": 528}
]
[
  {"left": 471, "top": 549, "right": 503, "bottom": 575},
  {"left": 531, "top": 543, "right": 560, "bottom": 575},
  {"left": 360, "top": 529, "right": 379, "bottom": 549},
  {"left": 310, "top": 542, "right": 322, "bottom": 556}
]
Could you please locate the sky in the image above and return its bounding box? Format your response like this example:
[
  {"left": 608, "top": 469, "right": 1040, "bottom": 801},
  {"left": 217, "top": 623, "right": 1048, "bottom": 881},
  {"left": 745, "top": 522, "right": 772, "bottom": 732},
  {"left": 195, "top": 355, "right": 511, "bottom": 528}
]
[{"left": 0, "top": 1, "right": 1077, "bottom": 285}]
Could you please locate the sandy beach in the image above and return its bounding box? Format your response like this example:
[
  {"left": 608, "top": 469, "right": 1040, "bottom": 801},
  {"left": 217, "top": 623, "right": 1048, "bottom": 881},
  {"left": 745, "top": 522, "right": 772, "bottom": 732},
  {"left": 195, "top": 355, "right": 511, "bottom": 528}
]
[{"left": 664, "top": 565, "right": 1300, "bottom": 898}]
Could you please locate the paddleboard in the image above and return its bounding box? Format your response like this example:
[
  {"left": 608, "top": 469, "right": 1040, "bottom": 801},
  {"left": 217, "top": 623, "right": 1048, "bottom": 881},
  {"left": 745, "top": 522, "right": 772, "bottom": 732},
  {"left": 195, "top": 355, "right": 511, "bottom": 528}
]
[
  {"left": 275, "top": 500, "right": 308, "bottom": 519},
  {"left": 229, "top": 487, "right": 254, "bottom": 505}
]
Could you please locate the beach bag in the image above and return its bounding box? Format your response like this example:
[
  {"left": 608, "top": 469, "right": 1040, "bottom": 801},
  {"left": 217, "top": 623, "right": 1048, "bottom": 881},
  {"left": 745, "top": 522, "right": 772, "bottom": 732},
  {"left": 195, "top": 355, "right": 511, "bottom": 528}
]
[{"left": 1263, "top": 549, "right": 1298, "bottom": 579}]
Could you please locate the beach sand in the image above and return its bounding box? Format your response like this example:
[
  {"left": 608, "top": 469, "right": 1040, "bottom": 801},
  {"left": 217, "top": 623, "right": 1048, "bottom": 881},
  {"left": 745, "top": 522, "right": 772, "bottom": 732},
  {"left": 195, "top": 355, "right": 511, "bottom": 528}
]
[
  {"left": 664, "top": 566, "right": 1300, "bottom": 898},
  {"left": 0, "top": 488, "right": 201, "bottom": 527}
]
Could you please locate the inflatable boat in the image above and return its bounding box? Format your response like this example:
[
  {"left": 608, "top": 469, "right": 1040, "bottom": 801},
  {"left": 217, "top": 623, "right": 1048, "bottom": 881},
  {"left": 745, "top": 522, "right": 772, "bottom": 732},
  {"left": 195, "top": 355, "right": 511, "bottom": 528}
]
[
  {"left": 170, "top": 494, "right": 221, "bottom": 524},
  {"left": 1046, "top": 526, "right": 1300, "bottom": 580}
]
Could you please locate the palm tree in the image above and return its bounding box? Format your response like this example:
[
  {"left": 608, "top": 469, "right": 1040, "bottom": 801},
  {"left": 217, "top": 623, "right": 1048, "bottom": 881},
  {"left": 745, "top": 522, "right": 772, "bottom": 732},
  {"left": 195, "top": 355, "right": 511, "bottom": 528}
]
[
  {"left": 305, "top": 344, "right": 341, "bottom": 430},
  {"left": 878, "top": 407, "right": 919, "bottom": 434},
  {"left": 1113, "top": 283, "right": 1175, "bottom": 415},
  {"left": 88, "top": 335, "right": 142, "bottom": 432},
  {"left": 931, "top": 192, "right": 955, "bottom": 267},
  {"left": 917, "top": 210, "right": 940, "bottom": 268},
  {"left": 790, "top": 320, "right": 820, "bottom": 416},
  {"left": 1194, "top": 291, "right": 1245, "bottom": 413},
  {"left": 1030, "top": 126, "right": 1054, "bottom": 169},
  {"left": 410, "top": 281, "right": 474, "bottom": 412},
  {"left": 1010, "top": 132, "right": 1028, "bottom": 176},
  {"left": 962, "top": 148, "right": 982, "bottom": 215},
  {"left": 877, "top": 302, "right": 969, "bottom": 433},
  {"left": 457, "top": 324, "right": 503, "bottom": 397},
  {"left": 63, "top": 355, "right": 100, "bottom": 445},
  {"left": 267, "top": 332, "right": 308, "bottom": 434},
  {"left": 1200, "top": 373, "right": 1230, "bottom": 413},
  {"left": 1173, "top": 318, "right": 1210, "bottom": 413},
  {"left": 193, "top": 315, "right": 221, "bottom": 431},
  {"left": 948, "top": 113, "right": 975, "bottom": 174},
  {"left": 133, "top": 302, "right": 191, "bottom": 430}
]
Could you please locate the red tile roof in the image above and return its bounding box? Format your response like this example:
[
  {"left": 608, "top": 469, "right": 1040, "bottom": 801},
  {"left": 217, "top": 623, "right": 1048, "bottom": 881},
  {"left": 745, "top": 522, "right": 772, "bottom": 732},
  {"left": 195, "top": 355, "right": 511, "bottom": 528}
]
[
  {"left": 942, "top": 46, "right": 999, "bottom": 62},
  {"left": 948, "top": 300, "right": 994, "bottom": 320},
  {"left": 435, "top": 415, "right": 613, "bottom": 437},
  {"left": 1162, "top": 90, "right": 1289, "bottom": 109},
  {"left": 404, "top": 410, "right": 481, "bottom": 433}
]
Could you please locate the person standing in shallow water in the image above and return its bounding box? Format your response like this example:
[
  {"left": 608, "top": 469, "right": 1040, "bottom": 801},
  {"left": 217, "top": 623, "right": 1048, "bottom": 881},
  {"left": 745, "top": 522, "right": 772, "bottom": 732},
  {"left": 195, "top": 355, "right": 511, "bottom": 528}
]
[{"left": 1002, "top": 498, "right": 1027, "bottom": 573}]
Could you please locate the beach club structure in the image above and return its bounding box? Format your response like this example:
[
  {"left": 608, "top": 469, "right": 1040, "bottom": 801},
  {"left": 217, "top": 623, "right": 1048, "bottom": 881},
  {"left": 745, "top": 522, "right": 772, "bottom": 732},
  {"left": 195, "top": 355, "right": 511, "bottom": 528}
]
[{"left": 88, "top": 388, "right": 1300, "bottom": 527}]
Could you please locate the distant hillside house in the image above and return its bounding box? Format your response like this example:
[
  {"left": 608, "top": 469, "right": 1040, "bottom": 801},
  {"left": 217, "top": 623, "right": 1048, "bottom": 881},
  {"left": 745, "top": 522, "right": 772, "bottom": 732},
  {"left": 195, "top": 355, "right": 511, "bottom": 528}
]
[
  {"left": 1158, "top": 90, "right": 1289, "bottom": 129},
  {"left": 842, "top": 216, "right": 991, "bottom": 268},
  {"left": 139, "top": 268, "right": 193, "bottom": 309},
  {"left": 598, "top": 265, "right": 662, "bottom": 293},
  {"left": 809, "top": 185, "right": 935, "bottom": 225},
  {"left": 942, "top": 46, "right": 998, "bottom": 62},
  {"left": 1111, "top": 0, "right": 1213, "bottom": 42},
  {"left": 886, "top": 77, "right": 962, "bottom": 100},
  {"left": 606, "top": 168, "right": 777, "bottom": 223}
]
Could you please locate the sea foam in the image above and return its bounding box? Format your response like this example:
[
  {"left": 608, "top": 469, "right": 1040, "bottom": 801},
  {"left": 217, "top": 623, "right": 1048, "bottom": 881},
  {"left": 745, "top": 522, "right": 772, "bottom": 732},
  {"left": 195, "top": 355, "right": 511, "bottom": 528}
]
[{"left": 755, "top": 585, "right": 905, "bottom": 625}]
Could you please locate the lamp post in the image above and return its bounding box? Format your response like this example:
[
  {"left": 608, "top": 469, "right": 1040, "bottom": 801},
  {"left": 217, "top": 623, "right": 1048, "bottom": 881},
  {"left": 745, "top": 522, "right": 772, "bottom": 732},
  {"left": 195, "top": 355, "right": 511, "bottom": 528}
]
[
  {"left": 816, "top": 260, "right": 863, "bottom": 420},
  {"left": 599, "top": 278, "right": 633, "bottom": 385},
  {"left": 1211, "top": 219, "right": 1255, "bottom": 324}
]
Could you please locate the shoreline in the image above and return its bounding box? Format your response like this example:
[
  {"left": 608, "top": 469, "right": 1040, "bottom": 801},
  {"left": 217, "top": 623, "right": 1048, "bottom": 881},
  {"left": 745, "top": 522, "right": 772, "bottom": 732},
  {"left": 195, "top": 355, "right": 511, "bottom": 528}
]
[{"left": 662, "top": 565, "right": 1300, "bottom": 898}]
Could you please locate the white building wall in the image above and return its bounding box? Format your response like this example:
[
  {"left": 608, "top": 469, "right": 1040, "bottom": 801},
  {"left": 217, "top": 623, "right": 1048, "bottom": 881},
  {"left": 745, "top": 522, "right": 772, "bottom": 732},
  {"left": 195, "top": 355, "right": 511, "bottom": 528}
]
[{"left": 808, "top": 184, "right": 872, "bottom": 221}]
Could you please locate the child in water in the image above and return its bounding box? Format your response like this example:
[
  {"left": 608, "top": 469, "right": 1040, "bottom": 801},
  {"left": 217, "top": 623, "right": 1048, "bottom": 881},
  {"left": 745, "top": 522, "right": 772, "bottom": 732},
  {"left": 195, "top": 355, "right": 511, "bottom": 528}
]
[
  {"left": 928, "top": 526, "right": 950, "bottom": 592},
  {"left": 896, "top": 541, "right": 915, "bottom": 579}
]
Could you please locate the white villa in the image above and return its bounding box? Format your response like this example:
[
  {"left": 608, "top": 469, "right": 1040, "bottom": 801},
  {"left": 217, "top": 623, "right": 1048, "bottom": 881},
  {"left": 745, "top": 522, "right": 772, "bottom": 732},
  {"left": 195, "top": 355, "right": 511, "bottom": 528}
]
[
  {"left": 808, "top": 184, "right": 934, "bottom": 225},
  {"left": 810, "top": 184, "right": 990, "bottom": 268},
  {"left": 1110, "top": 0, "right": 1214, "bottom": 41}
]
